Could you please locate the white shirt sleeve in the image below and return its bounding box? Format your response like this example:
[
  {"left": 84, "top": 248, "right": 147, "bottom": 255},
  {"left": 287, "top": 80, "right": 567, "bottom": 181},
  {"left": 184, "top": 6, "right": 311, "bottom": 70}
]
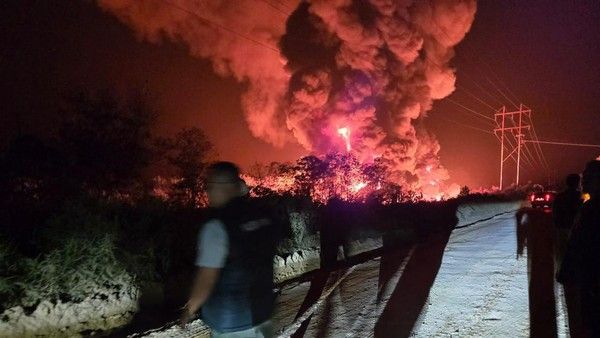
[{"left": 195, "top": 219, "right": 229, "bottom": 268}]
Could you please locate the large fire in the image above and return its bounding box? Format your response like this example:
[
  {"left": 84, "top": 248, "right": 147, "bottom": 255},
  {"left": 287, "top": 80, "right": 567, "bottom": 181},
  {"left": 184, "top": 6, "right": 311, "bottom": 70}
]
[
  {"left": 239, "top": 122, "right": 460, "bottom": 203},
  {"left": 99, "top": 0, "right": 475, "bottom": 201}
]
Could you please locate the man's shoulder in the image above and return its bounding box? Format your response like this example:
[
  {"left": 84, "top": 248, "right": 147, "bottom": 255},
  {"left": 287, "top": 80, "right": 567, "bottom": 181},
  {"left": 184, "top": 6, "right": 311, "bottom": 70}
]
[{"left": 200, "top": 218, "right": 228, "bottom": 238}]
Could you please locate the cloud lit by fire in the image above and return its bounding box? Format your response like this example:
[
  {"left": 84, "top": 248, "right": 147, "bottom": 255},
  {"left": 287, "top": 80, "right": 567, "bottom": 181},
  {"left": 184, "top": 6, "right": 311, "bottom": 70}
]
[{"left": 97, "top": 0, "right": 476, "bottom": 199}]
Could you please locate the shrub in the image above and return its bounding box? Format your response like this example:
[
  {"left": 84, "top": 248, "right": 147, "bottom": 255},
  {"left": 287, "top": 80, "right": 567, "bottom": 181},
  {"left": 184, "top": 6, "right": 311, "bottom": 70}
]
[
  {"left": 0, "top": 238, "right": 23, "bottom": 309},
  {"left": 18, "top": 235, "right": 133, "bottom": 308},
  {"left": 1, "top": 234, "right": 134, "bottom": 312}
]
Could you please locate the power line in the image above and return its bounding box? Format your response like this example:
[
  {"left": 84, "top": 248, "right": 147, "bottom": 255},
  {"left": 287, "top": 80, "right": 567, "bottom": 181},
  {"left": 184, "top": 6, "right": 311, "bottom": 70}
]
[
  {"left": 523, "top": 140, "right": 600, "bottom": 148},
  {"left": 453, "top": 36, "right": 551, "bottom": 173},
  {"left": 420, "top": 53, "right": 511, "bottom": 136},
  {"left": 495, "top": 132, "right": 536, "bottom": 172},
  {"left": 482, "top": 61, "right": 521, "bottom": 106},
  {"left": 446, "top": 97, "right": 495, "bottom": 122},
  {"left": 457, "top": 45, "right": 550, "bottom": 173},
  {"left": 419, "top": 51, "right": 502, "bottom": 124},
  {"left": 430, "top": 22, "right": 550, "bottom": 182},
  {"left": 527, "top": 114, "right": 550, "bottom": 171},
  {"left": 254, "top": 0, "right": 291, "bottom": 16},
  {"left": 157, "top": 0, "right": 280, "bottom": 53},
  {"left": 435, "top": 115, "right": 494, "bottom": 135},
  {"left": 420, "top": 50, "right": 537, "bottom": 176},
  {"left": 502, "top": 132, "right": 536, "bottom": 169},
  {"left": 271, "top": 0, "right": 293, "bottom": 11},
  {"left": 522, "top": 141, "right": 540, "bottom": 169},
  {"left": 457, "top": 70, "right": 506, "bottom": 107},
  {"left": 456, "top": 84, "right": 498, "bottom": 111},
  {"left": 494, "top": 105, "right": 540, "bottom": 187},
  {"left": 430, "top": 19, "right": 516, "bottom": 110},
  {"left": 478, "top": 68, "right": 519, "bottom": 109}
]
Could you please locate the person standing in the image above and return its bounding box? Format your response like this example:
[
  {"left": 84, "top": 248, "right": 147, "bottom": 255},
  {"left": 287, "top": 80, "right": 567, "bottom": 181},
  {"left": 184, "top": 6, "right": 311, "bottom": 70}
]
[
  {"left": 558, "top": 160, "right": 600, "bottom": 337},
  {"left": 180, "top": 162, "right": 276, "bottom": 338},
  {"left": 552, "top": 174, "right": 583, "bottom": 275}
]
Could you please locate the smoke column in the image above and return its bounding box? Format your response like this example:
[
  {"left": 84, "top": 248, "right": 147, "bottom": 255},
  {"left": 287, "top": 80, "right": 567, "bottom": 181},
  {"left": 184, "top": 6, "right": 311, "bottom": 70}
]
[{"left": 97, "top": 0, "right": 476, "bottom": 197}]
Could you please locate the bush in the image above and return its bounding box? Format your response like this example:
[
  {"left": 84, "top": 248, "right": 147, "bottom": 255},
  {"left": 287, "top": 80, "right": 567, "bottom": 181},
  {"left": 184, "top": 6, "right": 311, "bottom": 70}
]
[
  {"left": 1, "top": 234, "right": 134, "bottom": 312},
  {"left": 0, "top": 238, "right": 23, "bottom": 309},
  {"left": 0, "top": 195, "right": 177, "bottom": 312},
  {"left": 40, "top": 196, "right": 175, "bottom": 284},
  {"left": 18, "top": 236, "right": 133, "bottom": 308}
]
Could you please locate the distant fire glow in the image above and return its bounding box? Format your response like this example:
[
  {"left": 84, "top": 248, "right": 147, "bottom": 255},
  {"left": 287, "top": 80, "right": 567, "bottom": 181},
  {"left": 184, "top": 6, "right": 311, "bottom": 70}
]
[{"left": 337, "top": 127, "right": 352, "bottom": 152}]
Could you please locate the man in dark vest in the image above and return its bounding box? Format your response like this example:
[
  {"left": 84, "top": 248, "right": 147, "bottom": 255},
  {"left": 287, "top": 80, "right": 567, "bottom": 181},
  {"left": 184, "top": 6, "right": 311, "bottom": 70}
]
[{"left": 180, "top": 162, "right": 276, "bottom": 337}]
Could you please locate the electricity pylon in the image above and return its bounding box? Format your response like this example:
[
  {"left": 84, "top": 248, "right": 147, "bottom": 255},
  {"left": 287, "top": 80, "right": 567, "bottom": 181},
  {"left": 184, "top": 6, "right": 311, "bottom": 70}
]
[{"left": 494, "top": 104, "right": 531, "bottom": 190}]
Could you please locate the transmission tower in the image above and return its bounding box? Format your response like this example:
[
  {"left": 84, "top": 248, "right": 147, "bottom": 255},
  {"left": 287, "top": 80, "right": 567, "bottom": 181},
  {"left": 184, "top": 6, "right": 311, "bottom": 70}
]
[{"left": 494, "top": 104, "right": 531, "bottom": 189}]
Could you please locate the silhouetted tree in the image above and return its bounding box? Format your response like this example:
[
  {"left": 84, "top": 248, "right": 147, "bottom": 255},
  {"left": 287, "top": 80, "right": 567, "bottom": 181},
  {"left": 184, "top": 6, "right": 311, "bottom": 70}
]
[
  {"left": 159, "top": 127, "right": 213, "bottom": 206},
  {"left": 362, "top": 158, "right": 386, "bottom": 185},
  {"left": 0, "top": 134, "right": 66, "bottom": 254},
  {"left": 322, "top": 152, "right": 363, "bottom": 199},
  {"left": 0, "top": 134, "right": 66, "bottom": 199},
  {"left": 293, "top": 155, "right": 325, "bottom": 197},
  {"left": 59, "top": 90, "right": 156, "bottom": 196}
]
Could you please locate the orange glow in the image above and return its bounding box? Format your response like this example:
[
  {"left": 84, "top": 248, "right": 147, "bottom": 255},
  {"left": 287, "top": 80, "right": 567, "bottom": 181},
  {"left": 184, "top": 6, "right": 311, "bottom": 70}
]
[{"left": 582, "top": 193, "right": 591, "bottom": 203}]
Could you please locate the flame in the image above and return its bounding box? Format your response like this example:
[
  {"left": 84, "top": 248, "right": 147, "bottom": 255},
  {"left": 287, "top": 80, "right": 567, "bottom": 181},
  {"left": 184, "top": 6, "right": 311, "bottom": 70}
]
[
  {"left": 337, "top": 127, "right": 351, "bottom": 152},
  {"left": 351, "top": 181, "right": 368, "bottom": 192}
]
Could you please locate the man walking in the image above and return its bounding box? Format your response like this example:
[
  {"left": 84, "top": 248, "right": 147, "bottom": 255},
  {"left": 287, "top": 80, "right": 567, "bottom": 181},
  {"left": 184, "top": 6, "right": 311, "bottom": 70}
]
[{"left": 180, "top": 162, "right": 276, "bottom": 337}]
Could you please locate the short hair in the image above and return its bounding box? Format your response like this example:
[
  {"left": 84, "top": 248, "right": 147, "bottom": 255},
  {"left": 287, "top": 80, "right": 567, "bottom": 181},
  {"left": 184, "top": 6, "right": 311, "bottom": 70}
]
[
  {"left": 206, "top": 161, "right": 241, "bottom": 182},
  {"left": 565, "top": 173, "right": 580, "bottom": 188}
]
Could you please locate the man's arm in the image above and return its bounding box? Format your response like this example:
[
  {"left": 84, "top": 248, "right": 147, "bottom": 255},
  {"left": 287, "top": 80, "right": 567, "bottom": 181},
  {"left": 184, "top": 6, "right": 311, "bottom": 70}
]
[
  {"left": 181, "top": 267, "right": 220, "bottom": 325},
  {"left": 180, "top": 219, "right": 229, "bottom": 327}
]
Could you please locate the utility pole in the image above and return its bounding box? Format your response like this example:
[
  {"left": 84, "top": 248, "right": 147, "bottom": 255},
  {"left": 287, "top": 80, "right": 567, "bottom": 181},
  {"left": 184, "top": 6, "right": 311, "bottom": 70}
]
[
  {"left": 516, "top": 104, "right": 523, "bottom": 186},
  {"left": 498, "top": 106, "right": 505, "bottom": 190},
  {"left": 494, "top": 104, "right": 531, "bottom": 190}
]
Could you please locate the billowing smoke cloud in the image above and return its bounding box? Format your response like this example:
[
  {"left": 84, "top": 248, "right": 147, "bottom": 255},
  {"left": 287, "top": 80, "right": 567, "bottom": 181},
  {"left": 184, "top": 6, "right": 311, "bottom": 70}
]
[
  {"left": 281, "top": 0, "right": 475, "bottom": 194},
  {"left": 97, "top": 0, "right": 476, "bottom": 196},
  {"left": 97, "top": 0, "right": 294, "bottom": 146}
]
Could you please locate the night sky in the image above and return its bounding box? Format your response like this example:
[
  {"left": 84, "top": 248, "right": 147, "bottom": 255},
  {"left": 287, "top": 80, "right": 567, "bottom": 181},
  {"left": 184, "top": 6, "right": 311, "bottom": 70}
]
[{"left": 1, "top": 0, "right": 599, "bottom": 189}]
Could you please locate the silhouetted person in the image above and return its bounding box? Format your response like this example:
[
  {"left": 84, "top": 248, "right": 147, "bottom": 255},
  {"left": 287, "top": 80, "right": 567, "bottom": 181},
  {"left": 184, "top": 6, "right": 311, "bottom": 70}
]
[
  {"left": 321, "top": 197, "right": 348, "bottom": 269},
  {"left": 559, "top": 160, "right": 600, "bottom": 337},
  {"left": 180, "top": 162, "right": 276, "bottom": 337},
  {"left": 516, "top": 208, "right": 528, "bottom": 259},
  {"left": 553, "top": 174, "right": 582, "bottom": 275}
]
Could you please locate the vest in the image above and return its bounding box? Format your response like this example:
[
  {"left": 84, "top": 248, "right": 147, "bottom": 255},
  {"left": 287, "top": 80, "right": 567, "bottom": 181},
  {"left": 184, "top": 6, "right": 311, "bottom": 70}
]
[{"left": 201, "top": 197, "right": 276, "bottom": 333}]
